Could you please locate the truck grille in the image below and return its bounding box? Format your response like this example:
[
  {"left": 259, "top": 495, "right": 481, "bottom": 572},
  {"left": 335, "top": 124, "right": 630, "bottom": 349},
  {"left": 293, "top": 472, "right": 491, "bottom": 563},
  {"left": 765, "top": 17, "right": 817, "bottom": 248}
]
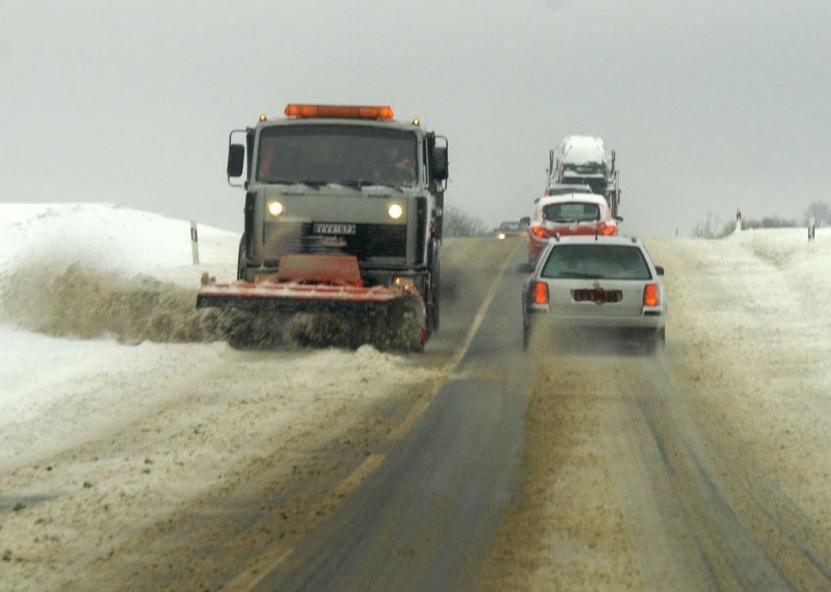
[{"left": 263, "top": 222, "right": 406, "bottom": 260}]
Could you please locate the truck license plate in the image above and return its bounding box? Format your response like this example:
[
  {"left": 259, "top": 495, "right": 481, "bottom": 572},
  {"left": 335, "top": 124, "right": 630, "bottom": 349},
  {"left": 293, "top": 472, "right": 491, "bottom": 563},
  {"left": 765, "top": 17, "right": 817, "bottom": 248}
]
[{"left": 313, "top": 223, "right": 356, "bottom": 235}]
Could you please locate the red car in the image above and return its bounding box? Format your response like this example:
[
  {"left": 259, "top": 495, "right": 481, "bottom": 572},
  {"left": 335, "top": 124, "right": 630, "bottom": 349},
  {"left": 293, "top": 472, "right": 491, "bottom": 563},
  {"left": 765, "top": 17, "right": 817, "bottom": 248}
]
[{"left": 527, "top": 193, "right": 619, "bottom": 265}]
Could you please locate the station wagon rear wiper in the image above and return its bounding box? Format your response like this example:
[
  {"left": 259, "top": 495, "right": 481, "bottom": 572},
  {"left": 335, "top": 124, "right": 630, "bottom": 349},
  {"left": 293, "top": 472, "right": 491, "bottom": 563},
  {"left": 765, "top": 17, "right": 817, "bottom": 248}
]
[{"left": 555, "top": 272, "right": 599, "bottom": 279}]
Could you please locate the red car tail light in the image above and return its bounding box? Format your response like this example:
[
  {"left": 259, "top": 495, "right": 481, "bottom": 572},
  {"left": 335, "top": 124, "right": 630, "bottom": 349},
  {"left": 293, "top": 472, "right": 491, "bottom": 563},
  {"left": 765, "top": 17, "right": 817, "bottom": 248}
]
[
  {"left": 532, "top": 281, "right": 549, "bottom": 304},
  {"left": 530, "top": 226, "right": 547, "bottom": 239},
  {"left": 643, "top": 283, "right": 660, "bottom": 307}
]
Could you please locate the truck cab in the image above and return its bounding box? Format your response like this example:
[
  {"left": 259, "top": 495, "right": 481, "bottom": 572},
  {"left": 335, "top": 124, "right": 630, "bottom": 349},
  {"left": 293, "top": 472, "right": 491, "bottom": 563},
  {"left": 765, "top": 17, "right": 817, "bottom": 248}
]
[{"left": 225, "top": 104, "right": 448, "bottom": 332}]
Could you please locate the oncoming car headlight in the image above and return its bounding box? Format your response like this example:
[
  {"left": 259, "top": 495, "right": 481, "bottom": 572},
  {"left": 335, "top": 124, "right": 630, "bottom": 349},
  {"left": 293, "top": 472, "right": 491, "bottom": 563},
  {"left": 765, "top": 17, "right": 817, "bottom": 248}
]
[
  {"left": 268, "top": 201, "right": 284, "bottom": 217},
  {"left": 387, "top": 203, "right": 403, "bottom": 220},
  {"left": 497, "top": 232, "right": 506, "bottom": 240}
]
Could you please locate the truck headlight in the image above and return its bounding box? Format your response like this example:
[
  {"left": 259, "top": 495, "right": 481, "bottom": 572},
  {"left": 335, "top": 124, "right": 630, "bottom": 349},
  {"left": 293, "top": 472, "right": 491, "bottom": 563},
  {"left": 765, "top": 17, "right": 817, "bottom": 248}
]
[
  {"left": 387, "top": 203, "right": 403, "bottom": 220},
  {"left": 268, "top": 201, "right": 284, "bottom": 217},
  {"left": 393, "top": 276, "right": 415, "bottom": 287}
]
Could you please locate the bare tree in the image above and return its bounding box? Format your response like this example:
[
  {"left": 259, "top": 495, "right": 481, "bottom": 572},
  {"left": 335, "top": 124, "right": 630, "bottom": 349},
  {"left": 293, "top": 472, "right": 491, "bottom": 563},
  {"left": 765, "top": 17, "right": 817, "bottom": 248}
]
[
  {"left": 804, "top": 201, "right": 830, "bottom": 227},
  {"left": 693, "top": 211, "right": 724, "bottom": 238},
  {"left": 695, "top": 211, "right": 801, "bottom": 237},
  {"left": 443, "top": 206, "right": 489, "bottom": 237}
]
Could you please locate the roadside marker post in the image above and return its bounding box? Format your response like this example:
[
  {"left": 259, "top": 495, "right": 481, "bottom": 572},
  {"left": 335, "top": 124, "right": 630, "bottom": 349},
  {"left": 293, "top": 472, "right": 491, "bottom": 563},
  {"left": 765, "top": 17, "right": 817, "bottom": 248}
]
[
  {"left": 190, "top": 221, "right": 200, "bottom": 264},
  {"left": 808, "top": 216, "right": 816, "bottom": 241}
]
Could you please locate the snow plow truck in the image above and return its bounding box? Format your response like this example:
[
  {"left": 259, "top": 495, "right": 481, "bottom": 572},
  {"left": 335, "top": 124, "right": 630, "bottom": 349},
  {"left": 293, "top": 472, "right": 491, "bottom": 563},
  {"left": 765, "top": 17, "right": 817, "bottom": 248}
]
[{"left": 197, "top": 104, "right": 449, "bottom": 351}]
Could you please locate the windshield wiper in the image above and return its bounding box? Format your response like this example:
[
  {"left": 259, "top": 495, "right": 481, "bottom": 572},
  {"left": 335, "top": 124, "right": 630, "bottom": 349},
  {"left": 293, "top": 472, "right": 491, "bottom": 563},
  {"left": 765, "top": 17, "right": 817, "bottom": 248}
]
[
  {"left": 269, "top": 179, "right": 328, "bottom": 188},
  {"left": 337, "top": 180, "right": 405, "bottom": 192}
]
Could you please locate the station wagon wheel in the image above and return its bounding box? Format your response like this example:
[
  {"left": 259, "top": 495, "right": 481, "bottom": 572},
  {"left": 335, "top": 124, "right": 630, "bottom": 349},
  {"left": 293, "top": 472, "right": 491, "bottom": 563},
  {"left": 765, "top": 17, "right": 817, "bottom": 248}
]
[
  {"left": 643, "top": 327, "right": 665, "bottom": 355},
  {"left": 522, "top": 304, "right": 533, "bottom": 350}
]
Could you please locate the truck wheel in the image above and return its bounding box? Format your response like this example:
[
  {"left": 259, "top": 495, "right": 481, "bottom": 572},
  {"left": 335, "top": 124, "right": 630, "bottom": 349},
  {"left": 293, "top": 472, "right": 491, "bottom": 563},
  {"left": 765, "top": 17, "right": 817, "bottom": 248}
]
[
  {"left": 428, "top": 243, "right": 440, "bottom": 333},
  {"left": 429, "top": 275, "right": 440, "bottom": 334},
  {"left": 236, "top": 234, "right": 246, "bottom": 281}
]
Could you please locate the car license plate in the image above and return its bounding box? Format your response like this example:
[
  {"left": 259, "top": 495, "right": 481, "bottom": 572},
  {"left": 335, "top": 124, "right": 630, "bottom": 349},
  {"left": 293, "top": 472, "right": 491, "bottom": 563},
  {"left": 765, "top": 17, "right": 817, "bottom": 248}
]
[
  {"left": 313, "top": 223, "right": 356, "bottom": 235},
  {"left": 573, "top": 288, "right": 622, "bottom": 304}
]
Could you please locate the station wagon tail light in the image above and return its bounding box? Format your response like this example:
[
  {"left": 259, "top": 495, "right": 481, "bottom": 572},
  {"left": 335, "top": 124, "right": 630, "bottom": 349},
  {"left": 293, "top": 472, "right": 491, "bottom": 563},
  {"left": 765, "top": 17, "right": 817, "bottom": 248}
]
[
  {"left": 532, "top": 281, "right": 549, "bottom": 305},
  {"left": 284, "top": 104, "right": 395, "bottom": 120},
  {"left": 530, "top": 226, "right": 547, "bottom": 239},
  {"left": 643, "top": 283, "right": 660, "bottom": 307},
  {"left": 598, "top": 222, "right": 616, "bottom": 236}
]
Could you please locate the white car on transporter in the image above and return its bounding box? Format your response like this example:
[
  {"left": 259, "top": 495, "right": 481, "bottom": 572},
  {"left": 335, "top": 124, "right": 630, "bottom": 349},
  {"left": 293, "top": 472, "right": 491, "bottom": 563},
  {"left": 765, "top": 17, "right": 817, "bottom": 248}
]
[{"left": 522, "top": 235, "right": 666, "bottom": 352}]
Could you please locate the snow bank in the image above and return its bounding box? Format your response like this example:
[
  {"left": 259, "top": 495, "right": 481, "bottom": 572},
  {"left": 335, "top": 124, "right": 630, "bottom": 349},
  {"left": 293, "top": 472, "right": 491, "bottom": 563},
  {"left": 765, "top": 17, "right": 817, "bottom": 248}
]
[
  {"left": 0, "top": 203, "right": 237, "bottom": 281},
  {"left": 0, "top": 203, "right": 239, "bottom": 342},
  {"left": 0, "top": 202, "right": 434, "bottom": 468},
  {"left": 648, "top": 227, "right": 831, "bottom": 533},
  {"left": 729, "top": 226, "right": 831, "bottom": 311}
]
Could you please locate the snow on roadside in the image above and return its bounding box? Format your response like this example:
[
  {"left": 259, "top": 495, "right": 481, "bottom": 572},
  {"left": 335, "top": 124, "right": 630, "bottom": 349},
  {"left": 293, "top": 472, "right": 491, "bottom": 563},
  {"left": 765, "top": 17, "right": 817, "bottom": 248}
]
[
  {"left": 0, "top": 203, "right": 237, "bottom": 284},
  {"left": 0, "top": 203, "right": 438, "bottom": 590},
  {"left": 0, "top": 202, "right": 430, "bottom": 472},
  {"left": 730, "top": 226, "right": 831, "bottom": 312},
  {"left": 0, "top": 333, "right": 435, "bottom": 590},
  {"left": 0, "top": 203, "right": 240, "bottom": 343},
  {"left": 649, "top": 227, "right": 831, "bottom": 528}
]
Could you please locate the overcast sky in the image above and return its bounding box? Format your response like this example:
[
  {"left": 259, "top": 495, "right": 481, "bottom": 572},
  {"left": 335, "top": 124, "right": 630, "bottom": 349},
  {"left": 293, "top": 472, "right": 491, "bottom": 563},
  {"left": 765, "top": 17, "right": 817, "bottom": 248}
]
[{"left": 2, "top": 0, "right": 829, "bottom": 236}]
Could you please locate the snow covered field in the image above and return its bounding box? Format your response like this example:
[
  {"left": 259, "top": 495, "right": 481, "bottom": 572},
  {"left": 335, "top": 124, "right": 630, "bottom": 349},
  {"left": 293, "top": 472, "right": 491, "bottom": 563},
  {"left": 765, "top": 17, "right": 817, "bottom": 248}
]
[{"left": 0, "top": 204, "right": 437, "bottom": 590}]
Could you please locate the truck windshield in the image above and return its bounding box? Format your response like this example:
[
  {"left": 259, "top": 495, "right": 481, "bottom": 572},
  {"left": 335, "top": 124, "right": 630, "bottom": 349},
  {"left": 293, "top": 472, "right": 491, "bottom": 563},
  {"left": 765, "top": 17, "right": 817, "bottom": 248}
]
[
  {"left": 541, "top": 245, "right": 652, "bottom": 280},
  {"left": 257, "top": 125, "right": 418, "bottom": 187}
]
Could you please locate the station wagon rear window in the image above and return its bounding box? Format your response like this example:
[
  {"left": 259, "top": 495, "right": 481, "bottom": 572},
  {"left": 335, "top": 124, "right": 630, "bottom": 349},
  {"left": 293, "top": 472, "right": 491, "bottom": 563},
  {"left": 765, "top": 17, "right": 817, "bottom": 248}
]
[
  {"left": 541, "top": 245, "right": 652, "bottom": 280},
  {"left": 543, "top": 202, "right": 600, "bottom": 223}
]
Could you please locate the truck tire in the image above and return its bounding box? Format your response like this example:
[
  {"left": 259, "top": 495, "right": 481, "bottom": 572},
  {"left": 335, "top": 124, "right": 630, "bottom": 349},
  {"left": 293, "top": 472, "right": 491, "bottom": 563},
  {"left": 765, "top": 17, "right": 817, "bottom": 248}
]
[
  {"left": 428, "top": 242, "right": 440, "bottom": 333},
  {"left": 236, "top": 234, "right": 246, "bottom": 281}
]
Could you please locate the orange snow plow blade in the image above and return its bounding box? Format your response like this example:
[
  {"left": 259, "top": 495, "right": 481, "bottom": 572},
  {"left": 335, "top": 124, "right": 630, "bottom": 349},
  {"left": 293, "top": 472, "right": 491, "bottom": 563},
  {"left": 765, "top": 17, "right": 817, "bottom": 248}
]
[{"left": 196, "top": 255, "right": 427, "bottom": 350}]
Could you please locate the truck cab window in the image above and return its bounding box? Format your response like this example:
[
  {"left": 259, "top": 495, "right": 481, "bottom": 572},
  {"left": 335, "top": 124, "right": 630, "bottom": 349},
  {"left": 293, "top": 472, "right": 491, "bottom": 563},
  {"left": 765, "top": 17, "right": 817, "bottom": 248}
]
[{"left": 258, "top": 125, "right": 417, "bottom": 187}]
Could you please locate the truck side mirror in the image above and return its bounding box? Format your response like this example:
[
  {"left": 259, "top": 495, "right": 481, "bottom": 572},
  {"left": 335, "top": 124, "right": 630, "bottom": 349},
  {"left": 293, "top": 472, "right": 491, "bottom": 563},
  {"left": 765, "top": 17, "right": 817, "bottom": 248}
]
[
  {"left": 655, "top": 266, "right": 665, "bottom": 276},
  {"left": 227, "top": 144, "right": 245, "bottom": 178},
  {"left": 432, "top": 146, "right": 449, "bottom": 181},
  {"left": 615, "top": 215, "right": 624, "bottom": 222}
]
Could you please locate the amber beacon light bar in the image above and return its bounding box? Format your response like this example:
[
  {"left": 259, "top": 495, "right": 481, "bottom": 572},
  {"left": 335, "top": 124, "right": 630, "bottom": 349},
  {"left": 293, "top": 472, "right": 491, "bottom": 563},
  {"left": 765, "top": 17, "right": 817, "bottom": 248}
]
[{"left": 283, "top": 104, "right": 395, "bottom": 120}]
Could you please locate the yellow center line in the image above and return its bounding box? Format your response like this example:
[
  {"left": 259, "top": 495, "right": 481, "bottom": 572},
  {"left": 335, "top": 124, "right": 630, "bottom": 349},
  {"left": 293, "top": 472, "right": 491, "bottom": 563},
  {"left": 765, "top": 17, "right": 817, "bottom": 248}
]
[
  {"left": 227, "top": 545, "right": 295, "bottom": 591},
  {"left": 239, "top": 239, "right": 522, "bottom": 591},
  {"left": 330, "top": 452, "right": 386, "bottom": 499},
  {"left": 389, "top": 239, "right": 522, "bottom": 441}
]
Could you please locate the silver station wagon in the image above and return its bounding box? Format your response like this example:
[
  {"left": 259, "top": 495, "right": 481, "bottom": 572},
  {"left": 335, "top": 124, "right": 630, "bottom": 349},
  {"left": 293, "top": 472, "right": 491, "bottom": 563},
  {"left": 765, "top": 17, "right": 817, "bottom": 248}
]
[{"left": 522, "top": 235, "right": 667, "bottom": 352}]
